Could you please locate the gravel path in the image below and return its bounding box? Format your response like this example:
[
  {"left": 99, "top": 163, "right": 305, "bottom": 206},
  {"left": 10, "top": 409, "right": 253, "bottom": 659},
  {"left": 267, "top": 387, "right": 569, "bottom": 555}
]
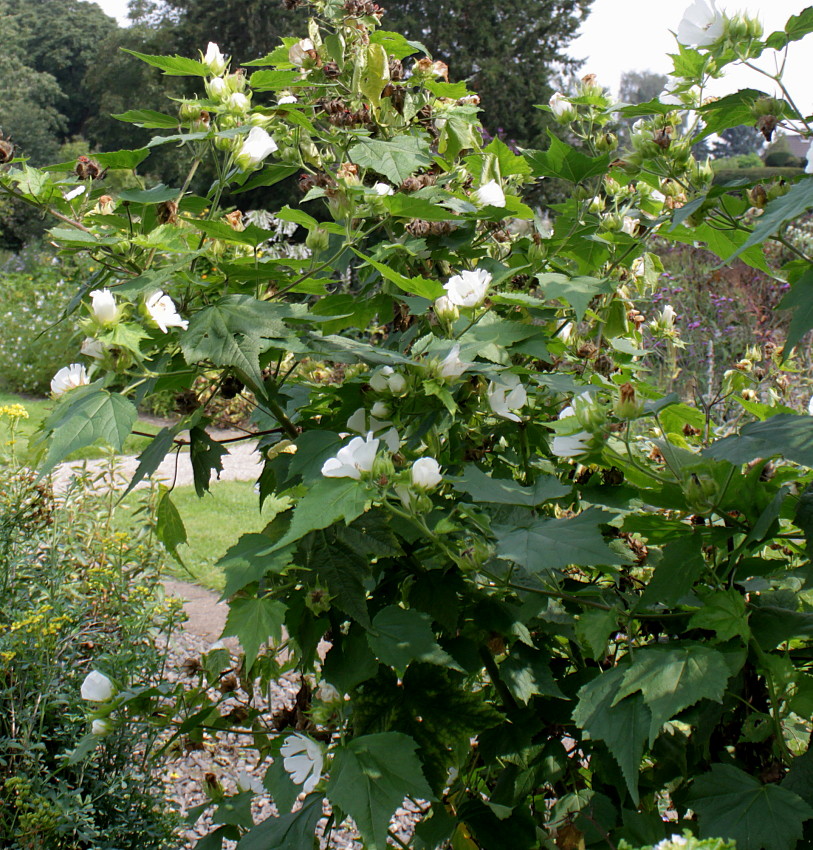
[{"left": 52, "top": 429, "right": 263, "bottom": 493}]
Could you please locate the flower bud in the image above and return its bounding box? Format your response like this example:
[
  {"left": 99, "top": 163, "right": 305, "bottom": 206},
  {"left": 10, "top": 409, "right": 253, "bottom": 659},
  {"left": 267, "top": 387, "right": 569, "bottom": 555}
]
[
  {"left": 434, "top": 295, "right": 459, "bottom": 324},
  {"left": 682, "top": 470, "right": 721, "bottom": 514},
  {"left": 179, "top": 100, "right": 203, "bottom": 122},
  {"left": 549, "top": 93, "right": 577, "bottom": 123},
  {"left": 91, "top": 718, "right": 113, "bottom": 737},
  {"left": 225, "top": 69, "right": 247, "bottom": 93},
  {"left": 225, "top": 92, "right": 251, "bottom": 114},
  {"left": 205, "top": 76, "right": 229, "bottom": 101},
  {"left": 614, "top": 383, "right": 644, "bottom": 420},
  {"left": 203, "top": 42, "right": 228, "bottom": 76},
  {"left": 305, "top": 226, "right": 330, "bottom": 253},
  {"left": 411, "top": 457, "right": 442, "bottom": 490},
  {"left": 595, "top": 132, "right": 618, "bottom": 153}
]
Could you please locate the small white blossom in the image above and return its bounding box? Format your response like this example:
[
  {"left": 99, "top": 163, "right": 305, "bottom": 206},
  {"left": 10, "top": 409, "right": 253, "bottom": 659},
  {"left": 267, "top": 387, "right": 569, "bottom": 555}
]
[
  {"left": 89, "top": 288, "right": 117, "bottom": 324},
  {"left": 64, "top": 185, "right": 86, "bottom": 201},
  {"left": 91, "top": 718, "right": 113, "bottom": 736},
  {"left": 653, "top": 837, "right": 688, "bottom": 850},
  {"left": 373, "top": 182, "right": 395, "bottom": 196},
  {"left": 226, "top": 91, "right": 251, "bottom": 113},
  {"left": 277, "top": 93, "right": 298, "bottom": 105},
  {"left": 474, "top": 180, "right": 506, "bottom": 208},
  {"left": 371, "top": 401, "right": 390, "bottom": 419},
  {"left": 145, "top": 291, "right": 188, "bottom": 333},
  {"left": 662, "top": 305, "right": 676, "bottom": 328},
  {"left": 80, "top": 337, "right": 105, "bottom": 359},
  {"left": 346, "top": 408, "right": 400, "bottom": 453},
  {"left": 434, "top": 295, "right": 459, "bottom": 323},
  {"left": 321, "top": 434, "right": 379, "bottom": 479},
  {"left": 487, "top": 373, "right": 527, "bottom": 422},
  {"left": 289, "top": 38, "right": 315, "bottom": 67},
  {"left": 438, "top": 344, "right": 470, "bottom": 379},
  {"left": 411, "top": 457, "right": 442, "bottom": 490},
  {"left": 443, "top": 268, "right": 491, "bottom": 308},
  {"left": 676, "top": 0, "right": 726, "bottom": 47},
  {"left": 551, "top": 433, "right": 591, "bottom": 458},
  {"left": 236, "top": 126, "right": 278, "bottom": 170},
  {"left": 806, "top": 140, "right": 813, "bottom": 175},
  {"left": 549, "top": 92, "right": 576, "bottom": 121},
  {"left": 280, "top": 733, "right": 323, "bottom": 793},
  {"left": 369, "top": 365, "right": 407, "bottom": 395},
  {"left": 621, "top": 216, "right": 639, "bottom": 236},
  {"left": 206, "top": 76, "right": 229, "bottom": 100},
  {"left": 203, "top": 42, "right": 228, "bottom": 75},
  {"left": 51, "top": 363, "right": 89, "bottom": 397},
  {"left": 81, "top": 671, "right": 114, "bottom": 702},
  {"left": 236, "top": 770, "right": 264, "bottom": 794}
]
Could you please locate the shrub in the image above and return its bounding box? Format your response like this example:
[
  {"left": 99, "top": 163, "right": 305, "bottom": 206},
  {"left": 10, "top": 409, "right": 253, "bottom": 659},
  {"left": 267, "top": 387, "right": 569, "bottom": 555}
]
[
  {"left": 0, "top": 447, "right": 184, "bottom": 850},
  {"left": 0, "top": 245, "right": 83, "bottom": 394}
]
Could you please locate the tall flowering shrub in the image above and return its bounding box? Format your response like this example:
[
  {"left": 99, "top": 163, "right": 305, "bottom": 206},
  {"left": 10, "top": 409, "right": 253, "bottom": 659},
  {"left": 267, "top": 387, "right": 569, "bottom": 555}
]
[{"left": 4, "top": 2, "right": 813, "bottom": 847}]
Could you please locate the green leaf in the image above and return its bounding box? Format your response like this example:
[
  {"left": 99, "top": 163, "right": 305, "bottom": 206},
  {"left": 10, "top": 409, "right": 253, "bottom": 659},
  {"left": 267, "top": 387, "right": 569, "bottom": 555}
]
[
  {"left": 368, "top": 29, "right": 429, "bottom": 60},
  {"left": 726, "top": 178, "right": 813, "bottom": 261},
  {"left": 92, "top": 148, "right": 151, "bottom": 170},
  {"left": 705, "top": 413, "right": 813, "bottom": 468},
  {"left": 535, "top": 272, "right": 615, "bottom": 321},
  {"left": 360, "top": 43, "right": 389, "bottom": 107},
  {"left": 695, "top": 89, "right": 770, "bottom": 141},
  {"left": 482, "top": 136, "right": 532, "bottom": 177},
  {"left": 348, "top": 134, "right": 433, "bottom": 184},
  {"left": 573, "top": 666, "right": 651, "bottom": 802},
  {"left": 213, "top": 792, "right": 254, "bottom": 828},
  {"left": 500, "top": 644, "right": 566, "bottom": 704},
  {"left": 39, "top": 388, "right": 137, "bottom": 474},
  {"left": 782, "top": 748, "right": 813, "bottom": 807},
  {"left": 233, "top": 163, "right": 300, "bottom": 194},
  {"left": 307, "top": 534, "right": 371, "bottom": 627},
  {"left": 689, "top": 590, "right": 750, "bottom": 642},
  {"left": 219, "top": 537, "right": 292, "bottom": 598},
  {"left": 325, "top": 732, "right": 434, "bottom": 850},
  {"left": 352, "top": 249, "right": 444, "bottom": 299},
  {"left": 495, "top": 509, "right": 630, "bottom": 578},
  {"left": 247, "top": 68, "right": 300, "bottom": 90},
  {"left": 765, "top": 7, "right": 813, "bottom": 50},
  {"left": 181, "top": 295, "right": 292, "bottom": 391},
  {"left": 124, "top": 426, "right": 177, "bottom": 496},
  {"left": 118, "top": 183, "right": 179, "bottom": 204},
  {"left": 524, "top": 132, "right": 610, "bottom": 183},
  {"left": 222, "top": 596, "right": 286, "bottom": 669},
  {"left": 156, "top": 487, "right": 187, "bottom": 561},
  {"left": 575, "top": 608, "right": 619, "bottom": 660},
  {"left": 690, "top": 764, "right": 813, "bottom": 850},
  {"left": 112, "top": 109, "right": 180, "bottom": 129},
  {"left": 453, "top": 465, "right": 569, "bottom": 506},
  {"left": 189, "top": 426, "right": 228, "bottom": 496},
  {"left": 367, "top": 606, "right": 458, "bottom": 674},
  {"left": 273, "top": 477, "right": 371, "bottom": 551},
  {"left": 778, "top": 266, "right": 813, "bottom": 353},
  {"left": 122, "top": 49, "right": 210, "bottom": 76},
  {"left": 322, "top": 626, "right": 380, "bottom": 692},
  {"left": 638, "top": 534, "right": 706, "bottom": 608},
  {"left": 383, "top": 194, "right": 461, "bottom": 222},
  {"left": 615, "top": 646, "right": 731, "bottom": 743},
  {"left": 235, "top": 793, "right": 323, "bottom": 850}
]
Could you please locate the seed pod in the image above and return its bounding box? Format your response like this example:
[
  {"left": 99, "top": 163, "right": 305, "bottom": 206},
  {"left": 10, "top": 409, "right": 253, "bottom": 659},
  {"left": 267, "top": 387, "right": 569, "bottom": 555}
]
[
  {"left": 156, "top": 200, "right": 179, "bottom": 225},
  {"left": 0, "top": 138, "right": 13, "bottom": 163},
  {"left": 75, "top": 155, "right": 105, "bottom": 180},
  {"left": 322, "top": 60, "right": 340, "bottom": 79}
]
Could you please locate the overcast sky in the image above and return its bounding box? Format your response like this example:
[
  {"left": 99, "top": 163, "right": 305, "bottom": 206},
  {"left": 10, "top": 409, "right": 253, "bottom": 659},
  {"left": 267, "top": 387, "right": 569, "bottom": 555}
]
[{"left": 90, "top": 0, "right": 810, "bottom": 109}]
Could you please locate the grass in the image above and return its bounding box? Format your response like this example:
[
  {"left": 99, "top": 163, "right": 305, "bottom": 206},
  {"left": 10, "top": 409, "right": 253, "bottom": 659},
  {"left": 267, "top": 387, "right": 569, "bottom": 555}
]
[
  {"left": 0, "top": 390, "right": 162, "bottom": 461},
  {"left": 121, "top": 481, "right": 282, "bottom": 592}
]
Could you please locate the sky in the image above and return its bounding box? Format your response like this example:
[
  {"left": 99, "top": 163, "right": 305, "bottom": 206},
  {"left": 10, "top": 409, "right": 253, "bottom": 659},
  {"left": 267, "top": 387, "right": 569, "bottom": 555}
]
[{"left": 90, "top": 0, "right": 810, "bottom": 109}]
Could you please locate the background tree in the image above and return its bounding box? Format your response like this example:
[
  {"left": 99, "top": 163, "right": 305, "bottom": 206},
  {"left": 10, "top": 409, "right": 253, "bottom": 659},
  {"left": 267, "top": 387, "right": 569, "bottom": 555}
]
[
  {"left": 712, "top": 124, "right": 763, "bottom": 158},
  {"left": 618, "top": 69, "right": 667, "bottom": 106}
]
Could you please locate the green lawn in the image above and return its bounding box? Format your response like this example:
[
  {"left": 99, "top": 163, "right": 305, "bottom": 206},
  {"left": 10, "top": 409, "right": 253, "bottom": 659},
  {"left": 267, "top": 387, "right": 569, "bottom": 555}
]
[
  {"left": 121, "top": 481, "right": 284, "bottom": 591},
  {"left": 0, "top": 390, "right": 161, "bottom": 461}
]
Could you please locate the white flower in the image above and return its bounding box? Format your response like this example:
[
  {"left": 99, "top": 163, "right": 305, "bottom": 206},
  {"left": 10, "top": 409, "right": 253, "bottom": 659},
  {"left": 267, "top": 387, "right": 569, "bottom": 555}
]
[
  {"left": 206, "top": 76, "right": 229, "bottom": 100},
  {"left": 621, "top": 216, "right": 639, "bottom": 236},
  {"left": 411, "top": 457, "right": 442, "bottom": 489},
  {"left": 236, "top": 126, "right": 278, "bottom": 170},
  {"left": 549, "top": 92, "right": 575, "bottom": 121},
  {"left": 806, "top": 140, "right": 813, "bottom": 175},
  {"left": 559, "top": 321, "right": 574, "bottom": 344},
  {"left": 236, "top": 770, "right": 264, "bottom": 794},
  {"left": 91, "top": 718, "right": 113, "bottom": 736},
  {"left": 487, "top": 374, "right": 527, "bottom": 422},
  {"left": 369, "top": 365, "right": 407, "bottom": 395},
  {"left": 373, "top": 182, "right": 394, "bottom": 196},
  {"left": 316, "top": 680, "right": 340, "bottom": 702},
  {"left": 81, "top": 671, "right": 114, "bottom": 702},
  {"left": 226, "top": 91, "right": 250, "bottom": 113},
  {"left": 51, "top": 363, "right": 89, "bottom": 397},
  {"left": 346, "top": 408, "right": 400, "bottom": 452},
  {"left": 64, "top": 185, "right": 86, "bottom": 201},
  {"left": 277, "top": 93, "right": 298, "bottom": 105},
  {"left": 80, "top": 337, "right": 105, "bottom": 359},
  {"left": 661, "top": 305, "right": 676, "bottom": 328},
  {"left": 321, "top": 434, "right": 379, "bottom": 479},
  {"left": 434, "top": 295, "right": 459, "bottom": 323},
  {"left": 654, "top": 837, "right": 688, "bottom": 850},
  {"left": 203, "top": 42, "right": 228, "bottom": 75},
  {"left": 808, "top": 395, "right": 813, "bottom": 416},
  {"left": 551, "top": 433, "right": 591, "bottom": 458},
  {"left": 145, "top": 291, "right": 188, "bottom": 333},
  {"left": 289, "top": 38, "right": 315, "bottom": 67},
  {"left": 443, "top": 268, "right": 491, "bottom": 308},
  {"left": 676, "top": 0, "right": 726, "bottom": 47},
  {"left": 438, "top": 344, "right": 470, "bottom": 379},
  {"left": 371, "top": 401, "right": 390, "bottom": 419},
  {"left": 474, "top": 180, "right": 506, "bottom": 208},
  {"left": 89, "top": 288, "right": 117, "bottom": 324},
  {"left": 280, "top": 733, "right": 323, "bottom": 793}
]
